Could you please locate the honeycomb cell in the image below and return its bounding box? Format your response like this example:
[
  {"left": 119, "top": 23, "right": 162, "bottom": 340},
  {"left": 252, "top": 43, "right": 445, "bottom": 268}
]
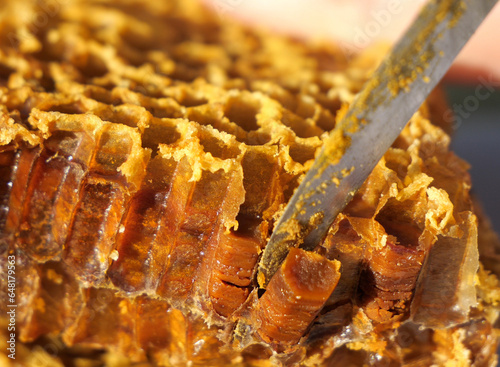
[{"left": 251, "top": 248, "right": 341, "bottom": 349}]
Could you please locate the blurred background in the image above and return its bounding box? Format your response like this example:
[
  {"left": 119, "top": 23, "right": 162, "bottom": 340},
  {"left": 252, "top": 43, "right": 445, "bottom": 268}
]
[{"left": 448, "top": 86, "right": 500, "bottom": 234}]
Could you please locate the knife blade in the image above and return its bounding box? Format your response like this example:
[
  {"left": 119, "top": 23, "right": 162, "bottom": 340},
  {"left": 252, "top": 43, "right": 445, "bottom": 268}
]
[{"left": 257, "top": 0, "right": 499, "bottom": 288}]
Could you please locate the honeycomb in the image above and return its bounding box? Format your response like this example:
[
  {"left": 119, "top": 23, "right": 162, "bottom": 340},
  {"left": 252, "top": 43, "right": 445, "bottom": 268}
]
[{"left": 0, "top": 0, "right": 500, "bottom": 366}]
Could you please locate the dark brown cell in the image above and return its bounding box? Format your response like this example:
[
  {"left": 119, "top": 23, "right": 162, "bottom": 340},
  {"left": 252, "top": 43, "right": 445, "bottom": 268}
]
[
  {"left": 14, "top": 130, "right": 95, "bottom": 260},
  {"left": 17, "top": 154, "right": 86, "bottom": 260},
  {"left": 252, "top": 248, "right": 340, "bottom": 349},
  {"left": 157, "top": 169, "right": 233, "bottom": 303},
  {"left": 240, "top": 147, "right": 282, "bottom": 220},
  {"left": 208, "top": 231, "right": 260, "bottom": 316},
  {"left": 212, "top": 232, "right": 260, "bottom": 287},
  {"left": 61, "top": 122, "right": 146, "bottom": 285},
  {"left": 63, "top": 177, "right": 126, "bottom": 285},
  {"left": 360, "top": 237, "right": 425, "bottom": 323},
  {"left": 209, "top": 277, "right": 249, "bottom": 318},
  {"left": 107, "top": 156, "right": 192, "bottom": 292}
]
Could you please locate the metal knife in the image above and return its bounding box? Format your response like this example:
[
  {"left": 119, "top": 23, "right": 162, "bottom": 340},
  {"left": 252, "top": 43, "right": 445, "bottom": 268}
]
[{"left": 257, "top": 0, "right": 499, "bottom": 288}]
